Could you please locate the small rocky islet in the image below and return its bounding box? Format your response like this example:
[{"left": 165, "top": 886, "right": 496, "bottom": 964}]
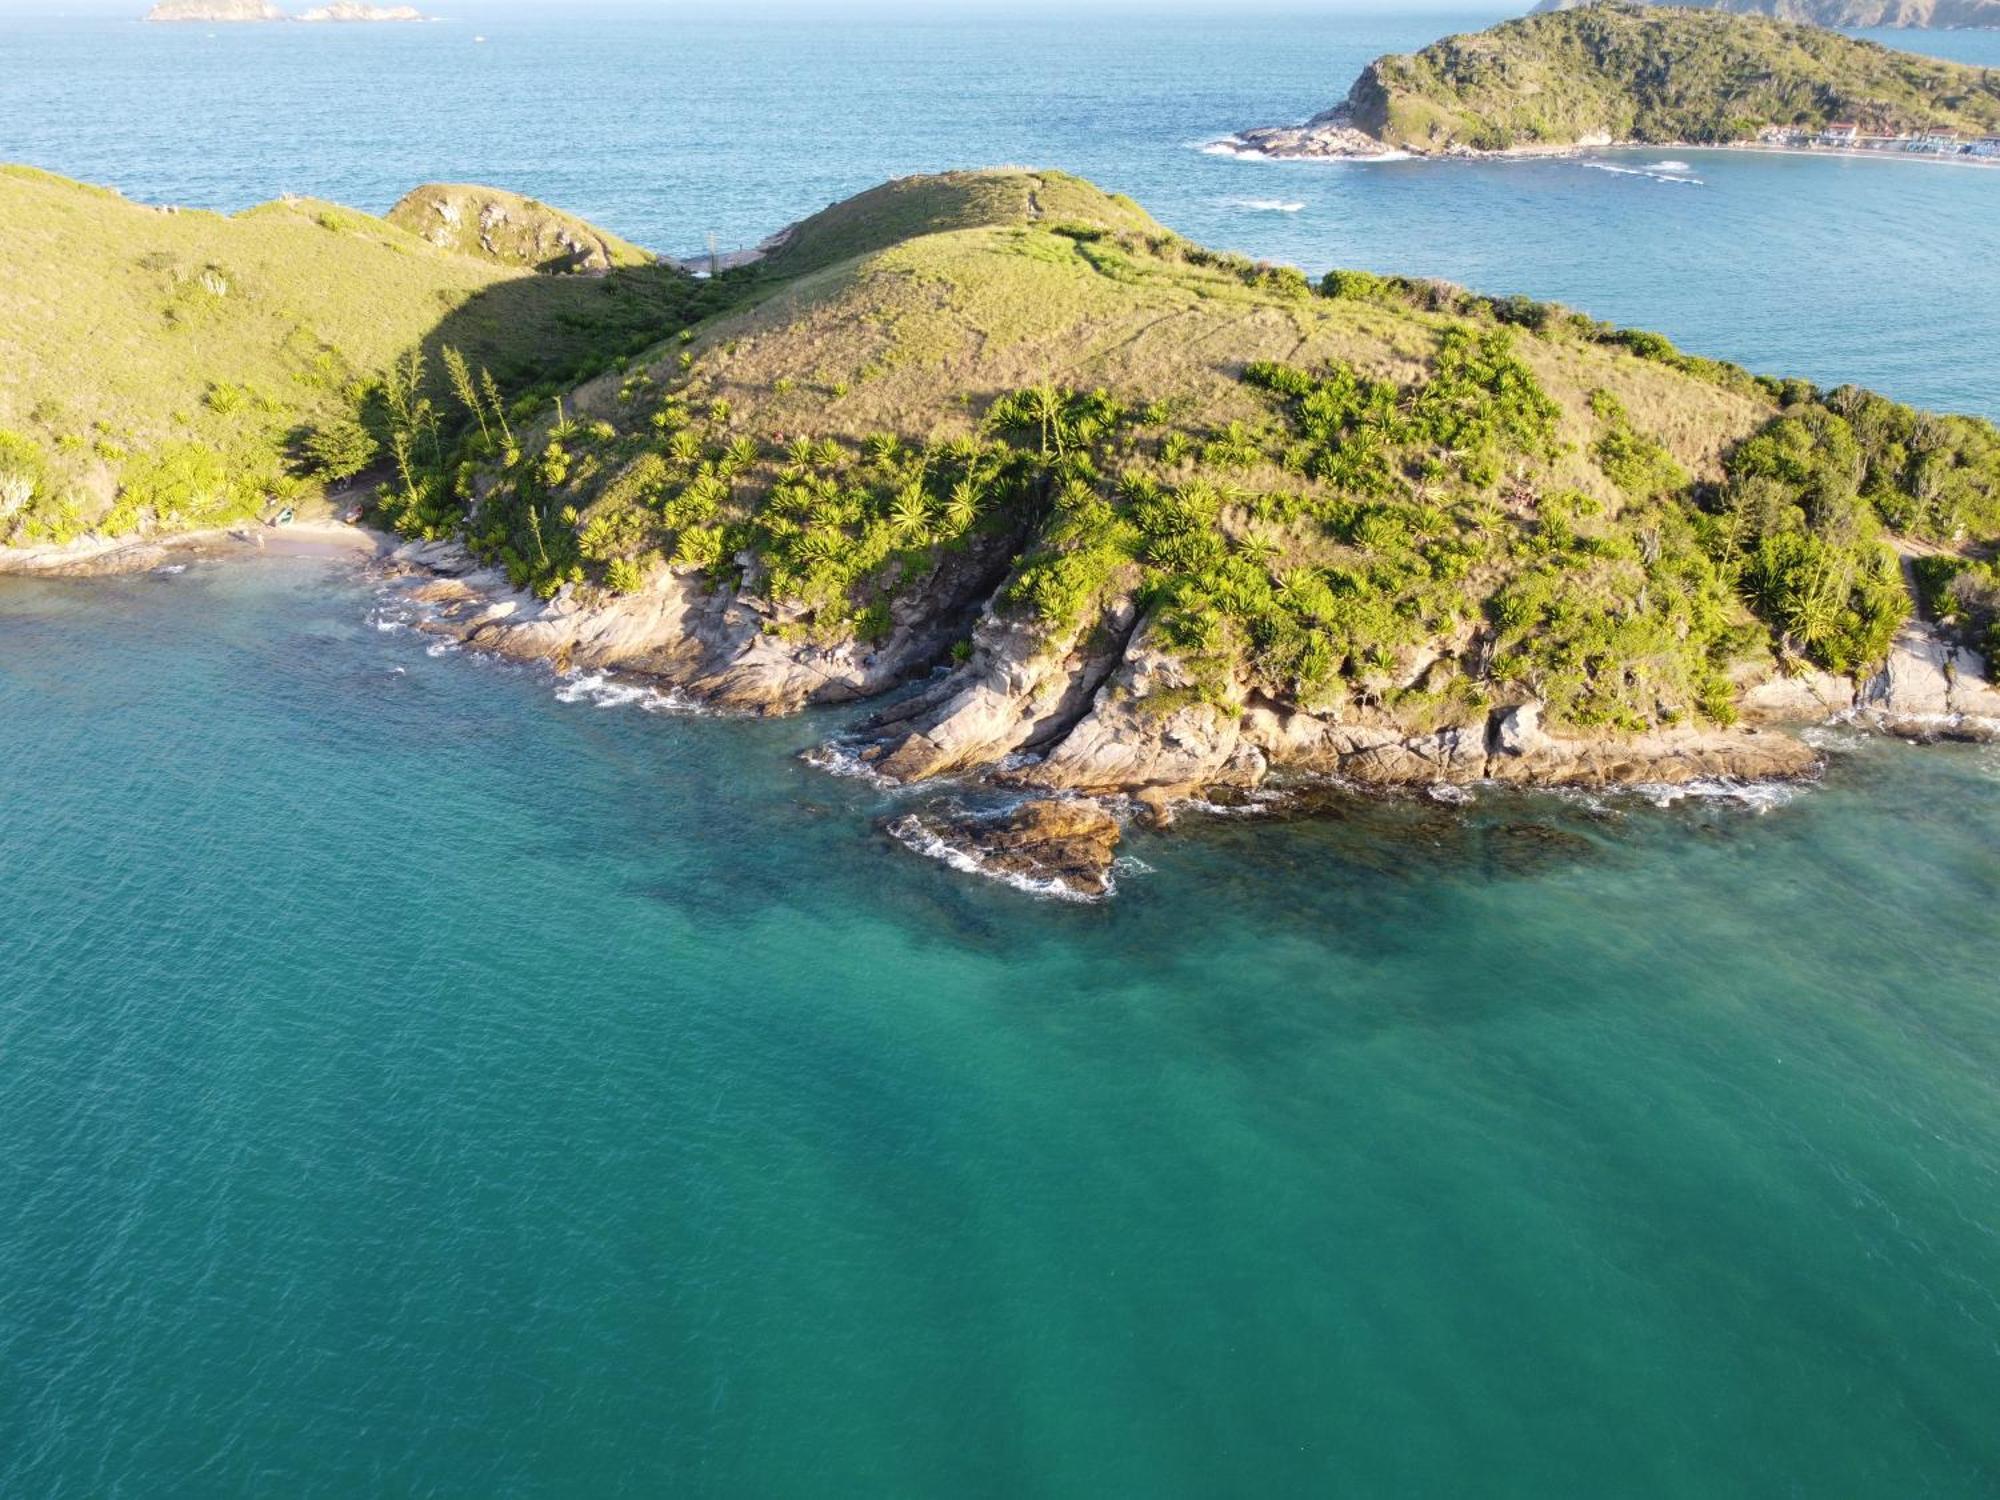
[{"left": 4, "top": 161, "right": 1998, "bottom": 899}]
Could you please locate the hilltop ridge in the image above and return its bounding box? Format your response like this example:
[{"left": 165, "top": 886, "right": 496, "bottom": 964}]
[{"left": 1532, "top": 0, "right": 2000, "bottom": 31}]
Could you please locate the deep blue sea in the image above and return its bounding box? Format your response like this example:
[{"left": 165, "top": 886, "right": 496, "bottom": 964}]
[{"left": 4, "top": 6, "right": 2000, "bottom": 1496}]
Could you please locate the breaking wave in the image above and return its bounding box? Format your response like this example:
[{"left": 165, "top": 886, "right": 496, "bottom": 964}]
[
  {"left": 886, "top": 813, "right": 1106, "bottom": 903},
  {"left": 553, "top": 669, "right": 704, "bottom": 715},
  {"left": 1195, "top": 138, "right": 1412, "bottom": 163},
  {"left": 1578, "top": 159, "right": 1703, "bottom": 186},
  {"left": 1629, "top": 778, "right": 1800, "bottom": 813}
]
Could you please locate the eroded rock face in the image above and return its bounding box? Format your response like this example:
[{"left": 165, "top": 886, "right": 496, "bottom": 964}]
[
  {"left": 1859, "top": 625, "right": 2000, "bottom": 738},
  {"left": 864, "top": 594, "right": 1140, "bottom": 781},
  {"left": 893, "top": 798, "right": 1122, "bottom": 899},
  {"left": 385, "top": 546, "right": 1826, "bottom": 804},
  {"left": 393, "top": 524, "right": 1018, "bottom": 715},
  {"left": 1740, "top": 665, "right": 1856, "bottom": 723},
  {"left": 1013, "top": 637, "right": 1266, "bottom": 793}
]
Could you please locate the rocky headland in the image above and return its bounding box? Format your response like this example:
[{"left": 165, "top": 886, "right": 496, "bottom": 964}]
[
  {"left": 1221, "top": 5, "right": 2000, "bottom": 159},
  {"left": 7, "top": 164, "right": 1999, "bottom": 899}
]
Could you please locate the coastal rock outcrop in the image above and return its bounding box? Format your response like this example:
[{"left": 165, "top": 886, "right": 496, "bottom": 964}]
[
  {"left": 890, "top": 798, "right": 1123, "bottom": 899},
  {"left": 1858, "top": 624, "right": 2000, "bottom": 740}
]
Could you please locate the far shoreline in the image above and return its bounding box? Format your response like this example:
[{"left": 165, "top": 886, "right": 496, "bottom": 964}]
[{"left": 1210, "top": 134, "right": 2000, "bottom": 172}]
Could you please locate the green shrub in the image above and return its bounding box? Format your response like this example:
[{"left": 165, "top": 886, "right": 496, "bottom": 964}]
[
  {"left": 300, "top": 413, "right": 379, "bottom": 481},
  {"left": 0, "top": 428, "right": 46, "bottom": 519}
]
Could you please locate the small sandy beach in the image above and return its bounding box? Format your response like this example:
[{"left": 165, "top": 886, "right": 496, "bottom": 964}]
[{"left": 0, "top": 518, "right": 395, "bottom": 579}]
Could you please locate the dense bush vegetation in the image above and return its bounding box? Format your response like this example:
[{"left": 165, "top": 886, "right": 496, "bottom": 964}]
[{"left": 967, "top": 330, "right": 1746, "bottom": 727}]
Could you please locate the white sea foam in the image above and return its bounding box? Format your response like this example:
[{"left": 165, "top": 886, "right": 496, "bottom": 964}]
[
  {"left": 1629, "top": 778, "right": 1800, "bottom": 813},
  {"left": 1427, "top": 782, "right": 1476, "bottom": 806},
  {"left": 1801, "top": 722, "right": 1870, "bottom": 753},
  {"left": 1579, "top": 159, "right": 1702, "bottom": 186},
  {"left": 886, "top": 814, "right": 1104, "bottom": 902},
  {"left": 552, "top": 669, "right": 702, "bottom": 715},
  {"left": 424, "top": 638, "right": 459, "bottom": 657},
  {"left": 1195, "top": 138, "right": 1412, "bottom": 163},
  {"left": 1181, "top": 791, "right": 1284, "bottom": 818},
  {"left": 152, "top": 563, "right": 188, "bottom": 576},
  {"left": 1221, "top": 196, "right": 1306, "bottom": 212},
  {"left": 801, "top": 739, "right": 898, "bottom": 786}
]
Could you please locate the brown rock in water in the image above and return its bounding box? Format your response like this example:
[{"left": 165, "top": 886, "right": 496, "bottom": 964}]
[{"left": 903, "top": 799, "right": 1123, "bottom": 898}]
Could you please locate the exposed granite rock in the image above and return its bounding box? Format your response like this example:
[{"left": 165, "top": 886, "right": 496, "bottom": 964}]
[
  {"left": 1494, "top": 702, "right": 1550, "bottom": 757},
  {"left": 1009, "top": 635, "right": 1267, "bottom": 793},
  {"left": 892, "top": 799, "right": 1122, "bottom": 899},
  {"left": 1858, "top": 624, "right": 2000, "bottom": 741},
  {"left": 381, "top": 549, "right": 1825, "bottom": 805},
  {"left": 1221, "top": 109, "right": 1400, "bottom": 161},
  {"left": 390, "top": 524, "right": 1019, "bottom": 716},
  {"left": 1740, "top": 663, "right": 1856, "bottom": 721},
  {"left": 863, "top": 593, "right": 1140, "bottom": 780}
]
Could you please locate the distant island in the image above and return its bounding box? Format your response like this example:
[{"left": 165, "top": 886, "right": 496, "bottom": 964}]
[
  {"left": 1533, "top": 0, "right": 2000, "bottom": 32},
  {"left": 1224, "top": 5, "right": 2000, "bottom": 159},
  {"left": 144, "top": 1, "right": 426, "bottom": 21}
]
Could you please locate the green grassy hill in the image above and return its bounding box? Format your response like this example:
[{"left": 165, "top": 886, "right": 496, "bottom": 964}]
[
  {"left": 416, "top": 168, "right": 1998, "bottom": 731},
  {"left": 6, "top": 163, "right": 1997, "bottom": 732},
  {"left": 0, "top": 164, "right": 728, "bottom": 540},
  {"left": 1336, "top": 4, "right": 2000, "bottom": 152},
  {"left": 384, "top": 184, "right": 656, "bottom": 274},
  {"left": 1532, "top": 0, "right": 2000, "bottom": 33}
]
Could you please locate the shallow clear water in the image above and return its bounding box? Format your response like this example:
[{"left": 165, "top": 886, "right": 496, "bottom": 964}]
[
  {"left": 2, "top": 3, "right": 1998, "bottom": 415},
  {"left": 3, "top": 557, "right": 1999, "bottom": 1496}
]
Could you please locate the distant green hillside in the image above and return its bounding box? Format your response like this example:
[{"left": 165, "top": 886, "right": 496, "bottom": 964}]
[
  {"left": 0, "top": 165, "right": 729, "bottom": 540},
  {"left": 1337, "top": 5, "right": 2000, "bottom": 152},
  {"left": 1532, "top": 0, "right": 2000, "bottom": 32}
]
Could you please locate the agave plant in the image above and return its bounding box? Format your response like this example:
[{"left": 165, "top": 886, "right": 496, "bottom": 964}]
[
  {"left": 713, "top": 435, "right": 761, "bottom": 479},
  {"left": 942, "top": 479, "right": 982, "bottom": 535},
  {"left": 887, "top": 483, "right": 932, "bottom": 543}
]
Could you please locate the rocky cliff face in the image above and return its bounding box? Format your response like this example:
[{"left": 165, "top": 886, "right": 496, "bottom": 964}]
[{"left": 386, "top": 541, "right": 1827, "bottom": 805}]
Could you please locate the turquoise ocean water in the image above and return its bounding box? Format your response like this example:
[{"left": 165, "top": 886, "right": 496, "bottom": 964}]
[{"left": 4, "top": 5, "right": 2000, "bottom": 1495}]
